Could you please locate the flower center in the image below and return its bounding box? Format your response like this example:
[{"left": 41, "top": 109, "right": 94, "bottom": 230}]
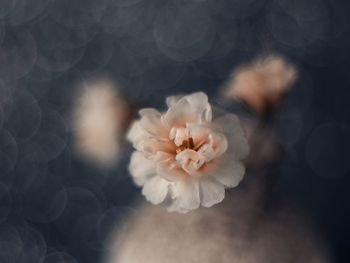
[
  {"left": 168, "top": 127, "right": 218, "bottom": 175},
  {"left": 169, "top": 127, "right": 202, "bottom": 154},
  {"left": 175, "top": 136, "right": 195, "bottom": 154}
]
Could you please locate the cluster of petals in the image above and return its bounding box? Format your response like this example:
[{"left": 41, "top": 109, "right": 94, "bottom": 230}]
[{"left": 127, "top": 92, "right": 249, "bottom": 213}]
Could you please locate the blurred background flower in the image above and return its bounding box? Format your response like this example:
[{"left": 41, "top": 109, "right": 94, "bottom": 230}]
[
  {"left": 222, "top": 55, "right": 297, "bottom": 115},
  {"left": 72, "top": 79, "right": 130, "bottom": 167}
]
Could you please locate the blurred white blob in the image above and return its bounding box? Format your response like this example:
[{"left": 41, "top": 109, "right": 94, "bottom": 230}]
[
  {"left": 107, "top": 175, "right": 330, "bottom": 263},
  {"left": 222, "top": 55, "right": 298, "bottom": 114},
  {"left": 72, "top": 79, "right": 128, "bottom": 167}
]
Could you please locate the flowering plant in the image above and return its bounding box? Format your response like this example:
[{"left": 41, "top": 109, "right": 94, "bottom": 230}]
[{"left": 127, "top": 92, "right": 249, "bottom": 213}]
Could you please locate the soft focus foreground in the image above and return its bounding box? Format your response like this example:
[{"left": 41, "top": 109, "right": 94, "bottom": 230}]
[{"left": 109, "top": 176, "right": 330, "bottom": 263}]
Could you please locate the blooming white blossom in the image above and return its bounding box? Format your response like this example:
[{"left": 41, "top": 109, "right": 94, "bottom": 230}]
[{"left": 127, "top": 92, "right": 249, "bottom": 213}]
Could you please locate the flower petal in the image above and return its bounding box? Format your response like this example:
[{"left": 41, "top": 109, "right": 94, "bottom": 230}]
[
  {"left": 128, "top": 152, "right": 156, "bottom": 186},
  {"left": 184, "top": 92, "right": 212, "bottom": 122},
  {"left": 165, "top": 98, "right": 193, "bottom": 127},
  {"left": 214, "top": 159, "right": 245, "bottom": 188},
  {"left": 176, "top": 149, "right": 200, "bottom": 164},
  {"left": 197, "top": 143, "right": 215, "bottom": 162},
  {"left": 157, "top": 158, "right": 188, "bottom": 181},
  {"left": 136, "top": 138, "right": 176, "bottom": 157},
  {"left": 176, "top": 149, "right": 203, "bottom": 176},
  {"left": 166, "top": 94, "right": 183, "bottom": 107},
  {"left": 209, "top": 132, "right": 228, "bottom": 158},
  {"left": 139, "top": 108, "right": 169, "bottom": 139},
  {"left": 212, "top": 114, "right": 249, "bottom": 160},
  {"left": 126, "top": 121, "right": 150, "bottom": 146},
  {"left": 165, "top": 92, "right": 212, "bottom": 126},
  {"left": 187, "top": 124, "right": 211, "bottom": 147},
  {"left": 199, "top": 178, "right": 225, "bottom": 207},
  {"left": 142, "top": 176, "right": 169, "bottom": 205},
  {"left": 171, "top": 179, "right": 200, "bottom": 212}
]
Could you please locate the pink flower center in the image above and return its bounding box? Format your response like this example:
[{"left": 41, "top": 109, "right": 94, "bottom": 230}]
[{"left": 169, "top": 127, "right": 217, "bottom": 175}]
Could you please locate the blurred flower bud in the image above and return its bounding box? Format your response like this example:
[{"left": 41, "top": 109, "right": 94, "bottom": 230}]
[{"left": 222, "top": 55, "right": 298, "bottom": 115}]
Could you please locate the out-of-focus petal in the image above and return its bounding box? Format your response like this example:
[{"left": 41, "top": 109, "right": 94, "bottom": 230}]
[
  {"left": 166, "top": 94, "right": 183, "bottom": 108},
  {"left": 213, "top": 114, "right": 249, "bottom": 161}
]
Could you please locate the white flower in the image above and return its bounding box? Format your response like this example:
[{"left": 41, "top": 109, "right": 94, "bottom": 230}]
[{"left": 127, "top": 92, "right": 249, "bottom": 213}]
